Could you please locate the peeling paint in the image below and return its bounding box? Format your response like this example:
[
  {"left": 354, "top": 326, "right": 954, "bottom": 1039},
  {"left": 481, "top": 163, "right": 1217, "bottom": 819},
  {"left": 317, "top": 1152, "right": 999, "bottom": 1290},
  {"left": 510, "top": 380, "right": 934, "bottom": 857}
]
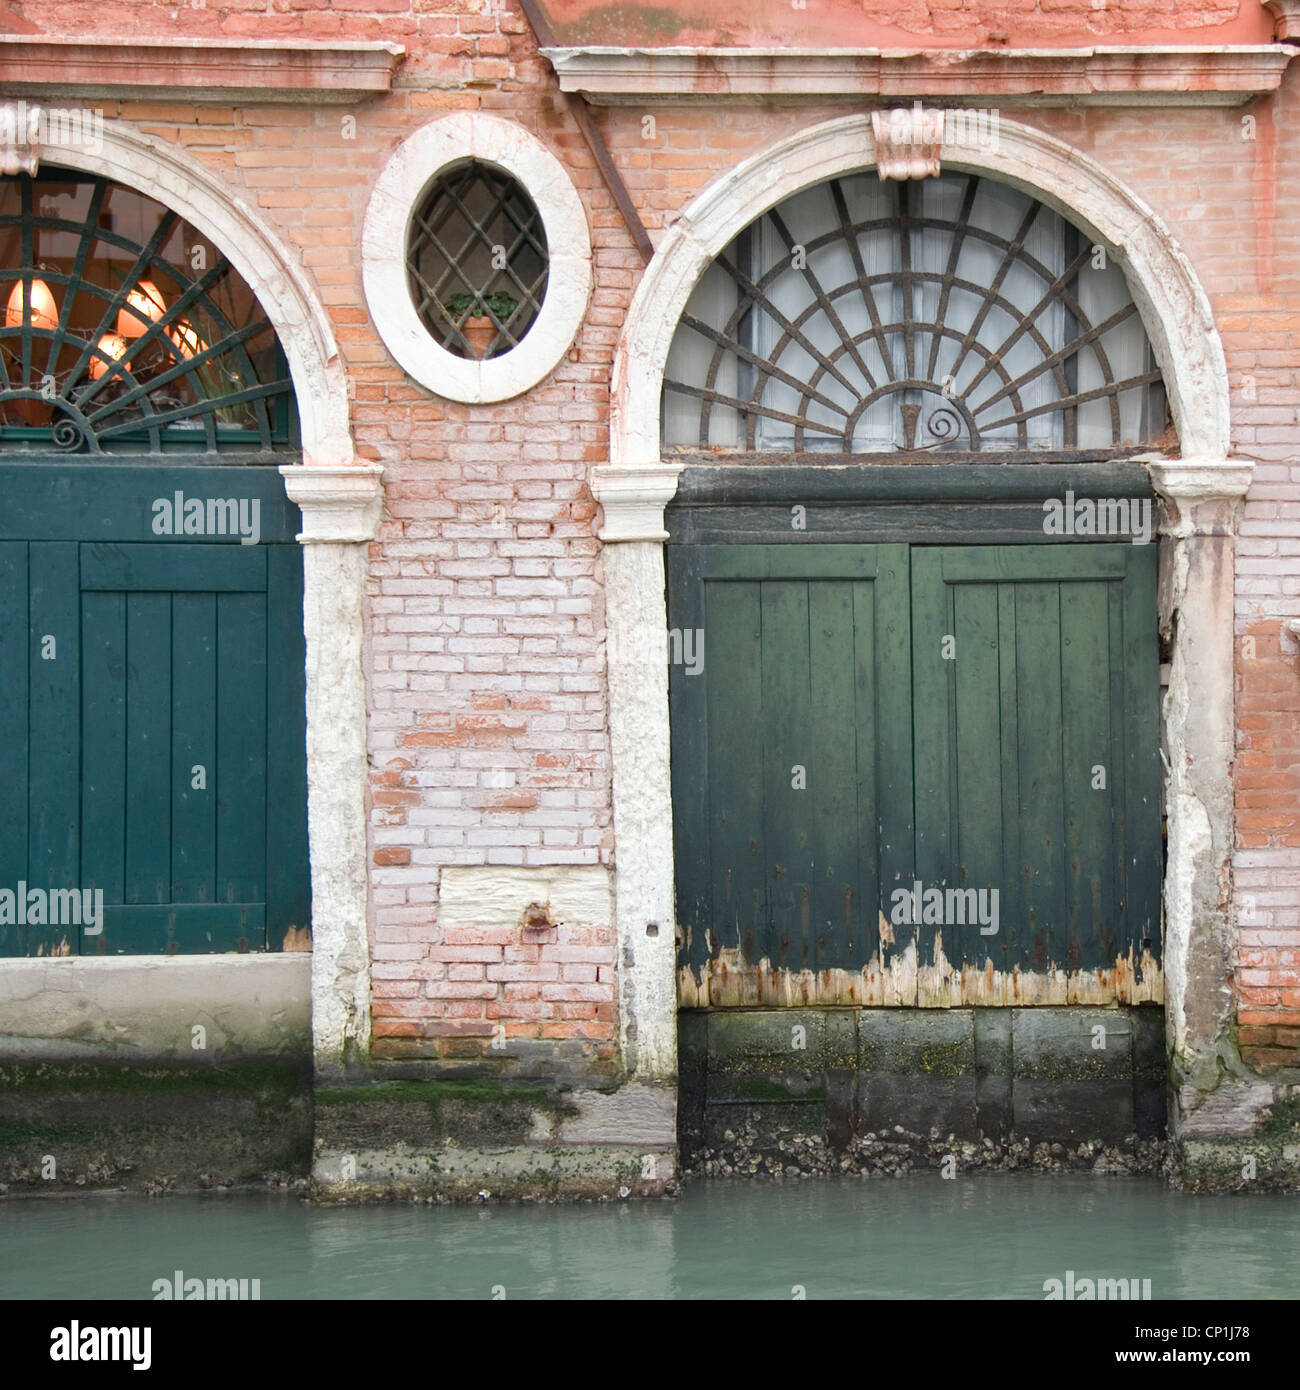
[
  {"left": 678, "top": 940, "right": 1163, "bottom": 1008},
  {"left": 876, "top": 908, "right": 894, "bottom": 949}
]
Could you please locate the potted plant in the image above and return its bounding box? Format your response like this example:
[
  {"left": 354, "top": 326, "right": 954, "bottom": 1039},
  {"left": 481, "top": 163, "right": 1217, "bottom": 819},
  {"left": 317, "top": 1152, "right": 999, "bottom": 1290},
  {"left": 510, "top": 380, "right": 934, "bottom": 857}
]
[{"left": 446, "top": 291, "right": 517, "bottom": 359}]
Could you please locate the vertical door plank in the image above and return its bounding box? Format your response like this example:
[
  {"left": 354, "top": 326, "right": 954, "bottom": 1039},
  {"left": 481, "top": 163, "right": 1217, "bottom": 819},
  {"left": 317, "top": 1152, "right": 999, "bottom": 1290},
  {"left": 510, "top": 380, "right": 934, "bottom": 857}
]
[
  {"left": 1059, "top": 578, "right": 1115, "bottom": 988},
  {"left": 909, "top": 547, "right": 952, "bottom": 1001},
  {"left": 1122, "top": 546, "right": 1162, "bottom": 982},
  {"left": 950, "top": 579, "right": 1004, "bottom": 997},
  {"left": 124, "top": 592, "right": 172, "bottom": 907},
  {"left": 266, "top": 545, "right": 308, "bottom": 949},
  {"left": 27, "top": 542, "right": 79, "bottom": 954},
  {"left": 760, "top": 579, "right": 814, "bottom": 975},
  {"left": 81, "top": 591, "right": 127, "bottom": 946},
  {"left": 706, "top": 578, "right": 764, "bottom": 972},
  {"left": 808, "top": 578, "right": 862, "bottom": 973},
  {"left": 995, "top": 583, "right": 1022, "bottom": 990},
  {"left": 215, "top": 591, "right": 268, "bottom": 913},
  {"left": 1014, "top": 581, "right": 1067, "bottom": 998},
  {"left": 667, "top": 547, "right": 713, "bottom": 988},
  {"left": 872, "top": 546, "right": 914, "bottom": 1002},
  {"left": 0, "top": 544, "right": 28, "bottom": 955},
  {"left": 171, "top": 592, "right": 217, "bottom": 907}
]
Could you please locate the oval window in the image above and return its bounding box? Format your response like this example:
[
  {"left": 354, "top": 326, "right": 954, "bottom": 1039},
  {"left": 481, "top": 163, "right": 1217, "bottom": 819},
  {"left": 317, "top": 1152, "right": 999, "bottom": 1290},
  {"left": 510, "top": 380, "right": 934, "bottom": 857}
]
[{"left": 405, "top": 159, "right": 548, "bottom": 362}]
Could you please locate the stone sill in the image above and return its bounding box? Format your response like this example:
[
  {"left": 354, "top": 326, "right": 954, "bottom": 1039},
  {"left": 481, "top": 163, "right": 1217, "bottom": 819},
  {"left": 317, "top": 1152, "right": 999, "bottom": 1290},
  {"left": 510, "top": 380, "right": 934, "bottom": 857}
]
[
  {"left": 0, "top": 37, "right": 404, "bottom": 105},
  {"left": 543, "top": 45, "right": 1294, "bottom": 106}
]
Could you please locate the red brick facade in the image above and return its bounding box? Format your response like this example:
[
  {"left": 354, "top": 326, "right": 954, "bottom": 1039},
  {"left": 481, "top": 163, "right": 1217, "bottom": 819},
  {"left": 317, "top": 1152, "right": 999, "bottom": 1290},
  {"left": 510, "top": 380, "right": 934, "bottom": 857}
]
[{"left": 4, "top": 0, "right": 1299, "bottom": 1085}]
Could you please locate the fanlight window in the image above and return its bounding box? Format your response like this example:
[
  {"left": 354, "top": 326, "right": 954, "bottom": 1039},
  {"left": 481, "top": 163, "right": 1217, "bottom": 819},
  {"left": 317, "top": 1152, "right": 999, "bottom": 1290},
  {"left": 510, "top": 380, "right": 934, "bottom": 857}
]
[
  {"left": 662, "top": 173, "right": 1168, "bottom": 457},
  {"left": 0, "top": 169, "right": 295, "bottom": 454}
]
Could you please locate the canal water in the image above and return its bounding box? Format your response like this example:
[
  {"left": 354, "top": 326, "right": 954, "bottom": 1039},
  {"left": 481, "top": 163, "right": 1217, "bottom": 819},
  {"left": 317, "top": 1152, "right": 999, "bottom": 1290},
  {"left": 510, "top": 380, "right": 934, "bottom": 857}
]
[{"left": 3, "top": 1174, "right": 1299, "bottom": 1301}]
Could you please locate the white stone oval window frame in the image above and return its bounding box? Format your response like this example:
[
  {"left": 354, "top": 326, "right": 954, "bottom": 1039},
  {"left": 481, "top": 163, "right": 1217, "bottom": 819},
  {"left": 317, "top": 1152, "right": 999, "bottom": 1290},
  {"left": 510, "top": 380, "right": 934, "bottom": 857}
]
[{"left": 362, "top": 113, "right": 592, "bottom": 405}]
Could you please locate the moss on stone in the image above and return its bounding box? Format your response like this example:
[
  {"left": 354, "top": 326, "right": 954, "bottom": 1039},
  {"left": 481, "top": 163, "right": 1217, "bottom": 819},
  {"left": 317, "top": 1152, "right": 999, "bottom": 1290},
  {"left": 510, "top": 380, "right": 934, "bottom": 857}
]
[
  {"left": 0, "top": 1059, "right": 312, "bottom": 1192},
  {"left": 723, "top": 1077, "right": 828, "bottom": 1102},
  {"left": 1259, "top": 1094, "right": 1300, "bottom": 1136},
  {"left": 312, "top": 1079, "right": 581, "bottom": 1151},
  {"left": 313, "top": 1080, "right": 561, "bottom": 1109},
  {"left": 0, "top": 1060, "right": 307, "bottom": 1097}
]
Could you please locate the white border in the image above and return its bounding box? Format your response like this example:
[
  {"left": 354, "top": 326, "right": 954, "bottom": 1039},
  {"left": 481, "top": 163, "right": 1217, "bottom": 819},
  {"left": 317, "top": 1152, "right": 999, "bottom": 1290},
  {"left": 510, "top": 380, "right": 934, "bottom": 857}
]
[{"left": 361, "top": 113, "right": 592, "bottom": 404}]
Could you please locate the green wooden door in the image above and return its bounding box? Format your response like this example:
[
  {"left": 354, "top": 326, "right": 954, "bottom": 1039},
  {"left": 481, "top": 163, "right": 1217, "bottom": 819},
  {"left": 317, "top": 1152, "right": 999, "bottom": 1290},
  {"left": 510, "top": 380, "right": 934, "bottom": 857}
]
[
  {"left": 910, "top": 544, "right": 1160, "bottom": 1005},
  {"left": 0, "top": 465, "right": 308, "bottom": 955},
  {"left": 669, "top": 544, "right": 914, "bottom": 1007},
  {"left": 669, "top": 541, "right": 1161, "bottom": 1008}
]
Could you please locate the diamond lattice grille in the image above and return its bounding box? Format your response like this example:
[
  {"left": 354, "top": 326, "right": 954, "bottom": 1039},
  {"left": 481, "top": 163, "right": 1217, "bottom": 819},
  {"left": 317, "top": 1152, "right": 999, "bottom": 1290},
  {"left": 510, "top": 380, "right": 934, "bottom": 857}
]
[{"left": 406, "top": 160, "right": 548, "bottom": 361}]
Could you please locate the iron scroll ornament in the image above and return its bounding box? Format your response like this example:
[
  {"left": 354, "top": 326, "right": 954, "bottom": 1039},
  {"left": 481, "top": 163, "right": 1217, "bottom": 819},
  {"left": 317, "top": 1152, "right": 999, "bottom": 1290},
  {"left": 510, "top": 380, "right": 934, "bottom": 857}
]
[{"left": 662, "top": 174, "right": 1167, "bottom": 456}]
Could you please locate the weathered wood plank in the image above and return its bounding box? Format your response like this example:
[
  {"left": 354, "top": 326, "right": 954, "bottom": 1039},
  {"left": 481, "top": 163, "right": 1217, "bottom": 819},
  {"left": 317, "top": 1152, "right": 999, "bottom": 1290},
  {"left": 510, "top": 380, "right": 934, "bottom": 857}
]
[
  {"left": 80, "top": 591, "right": 126, "bottom": 940},
  {"left": 1060, "top": 578, "right": 1114, "bottom": 999},
  {"left": 871, "top": 546, "right": 915, "bottom": 1006},
  {"left": 760, "top": 578, "right": 815, "bottom": 977},
  {"left": 706, "top": 576, "right": 764, "bottom": 986},
  {"left": 124, "top": 591, "right": 173, "bottom": 908},
  {"left": 1013, "top": 579, "right": 1068, "bottom": 1000},
  {"left": 951, "top": 579, "right": 1005, "bottom": 1004},
  {"left": 27, "top": 542, "right": 79, "bottom": 955},
  {"left": 809, "top": 578, "right": 863, "bottom": 974},
  {"left": 667, "top": 546, "right": 712, "bottom": 993},
  {"left": 0, "top": 544, "right": 29, "bottom": 956},
  {"left": 1121, "top": 544, "right": 1162, "bottom": 1001},
  {"left": 215, "top": 591, "right": 267, "bottom": 915},
  {"left": 171, "top": 592, "right": 217, "bottom": 907}
]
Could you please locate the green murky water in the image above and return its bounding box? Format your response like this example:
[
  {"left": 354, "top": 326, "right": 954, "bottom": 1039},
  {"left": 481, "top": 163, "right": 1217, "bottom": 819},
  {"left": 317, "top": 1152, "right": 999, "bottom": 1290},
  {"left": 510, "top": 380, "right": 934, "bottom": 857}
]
[{"left": 3, "top": 1174, "right": 1299, "bottom": 1301}]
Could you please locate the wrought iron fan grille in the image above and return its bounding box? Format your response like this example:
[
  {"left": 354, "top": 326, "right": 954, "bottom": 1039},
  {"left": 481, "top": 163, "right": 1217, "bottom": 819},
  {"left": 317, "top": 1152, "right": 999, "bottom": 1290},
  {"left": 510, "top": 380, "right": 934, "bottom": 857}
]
[
  {"left": 0, "top": 169, "right": 295, "bottom": 455},
  {"left": 661, "top": 173, "right": 1168, "bottom": 457},
  {"left": 406, "top": 159, "right": 549, "bottom": 361}
]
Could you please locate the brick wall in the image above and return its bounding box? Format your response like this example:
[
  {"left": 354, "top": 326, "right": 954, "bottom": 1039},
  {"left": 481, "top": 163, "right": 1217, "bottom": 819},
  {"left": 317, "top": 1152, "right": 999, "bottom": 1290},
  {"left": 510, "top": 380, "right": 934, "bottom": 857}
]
[
  {"left": 1230, "top": 76, "right": 1300, "bottom": 1076},
  {"left": 10, "top": 0, "right": 1300, "bottom": 1077}
]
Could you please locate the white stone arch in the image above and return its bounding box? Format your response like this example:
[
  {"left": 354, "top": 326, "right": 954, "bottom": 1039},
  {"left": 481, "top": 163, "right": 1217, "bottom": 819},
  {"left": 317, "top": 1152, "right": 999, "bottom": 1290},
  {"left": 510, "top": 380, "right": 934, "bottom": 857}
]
[
  {"left": 34, "top": 121, "right": 351, "bottom": 465},
  {"left": 23, "top": 120, "right": 381, "bottom": 1076},
  {"left": 611, "top": 113, "right": 1230, "bottom": 464},
  {"left": 597, "top": 114, "right": 1248, "bottom": 1148}
]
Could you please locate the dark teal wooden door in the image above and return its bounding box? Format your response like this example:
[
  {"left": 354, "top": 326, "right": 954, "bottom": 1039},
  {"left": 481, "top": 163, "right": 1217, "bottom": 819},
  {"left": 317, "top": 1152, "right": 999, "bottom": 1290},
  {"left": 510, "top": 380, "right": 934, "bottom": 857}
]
[
  {"left": 910, "top": 544, "right": 1161, "bottom": 1005},
  {"left": 669, "top": 544, "right": 914, "bottom": 1007},
  {"left": 669, "top": 541, "right": 1161, "bottom": 1008},
  {"left": 0, "top": 465, "right": 308, "bottom": 955}
]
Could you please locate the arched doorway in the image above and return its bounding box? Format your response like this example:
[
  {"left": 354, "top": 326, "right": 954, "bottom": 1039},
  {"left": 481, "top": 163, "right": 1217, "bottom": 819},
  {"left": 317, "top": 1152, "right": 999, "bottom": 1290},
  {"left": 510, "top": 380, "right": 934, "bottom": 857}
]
[
  {"left": 597, "top": 114, "right": 1245, "bottom": 1156},
  {"left": 0, "top": 122, "right": 379, "bottom": 1072},
  {"left": 0, "top": 164, "right": 307, "bottom": 955},
  {"left": 663, "top": 164, "right": 1166, "bottom": 1145},
  {"left": 665, "top": 167, "right": 1165, "bottom": 1009}
]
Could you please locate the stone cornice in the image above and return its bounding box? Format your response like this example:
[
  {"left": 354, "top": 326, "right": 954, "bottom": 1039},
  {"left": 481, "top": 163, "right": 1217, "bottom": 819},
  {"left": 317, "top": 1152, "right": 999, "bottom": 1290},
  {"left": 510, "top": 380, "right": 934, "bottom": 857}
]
[
  {"left": 0, "top": 37, "right": 404, "bottom": 105},
  {"left": 591, "top": 465, "right": 684, "bottom": 542},
  {"left": 543, "top": 45, "right": 1292, "bottom": 107},
  {"left": 281, "top": 464, "right": 386, "bottom": 543}
]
